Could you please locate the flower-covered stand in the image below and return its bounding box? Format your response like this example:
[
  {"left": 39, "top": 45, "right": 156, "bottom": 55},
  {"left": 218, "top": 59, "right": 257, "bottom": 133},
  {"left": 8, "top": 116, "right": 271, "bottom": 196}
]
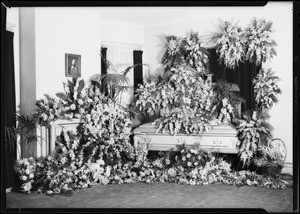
[
  {"left": 133, "top": 122, "right": 238, "bottom": 153},
  {"left": 36, "top": 119, "right": 82, "bottom": 157}
]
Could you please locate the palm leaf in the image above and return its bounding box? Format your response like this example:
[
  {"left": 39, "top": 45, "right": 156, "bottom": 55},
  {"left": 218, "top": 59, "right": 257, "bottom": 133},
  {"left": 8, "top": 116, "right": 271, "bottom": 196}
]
[
  {"left": 101, "top": 73, "right": 130, "bottom": 87},
  {"left": 90, "top": 74, "right": 102, "bottom": 84},
  {"left": 56, "top": 92, "right": 67, "bottom": 100}
]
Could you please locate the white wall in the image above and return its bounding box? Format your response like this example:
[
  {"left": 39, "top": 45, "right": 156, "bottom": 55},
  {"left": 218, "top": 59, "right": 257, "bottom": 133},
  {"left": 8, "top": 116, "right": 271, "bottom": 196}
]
[
  {"left": 101, "top": 18, "right": 144, "bottom": 46},
  {"left": 35, "top": 8, "right": 103, "bottom": 99},
  {"left": 144, "top": 2, "right": 293, "bottom": 163}
]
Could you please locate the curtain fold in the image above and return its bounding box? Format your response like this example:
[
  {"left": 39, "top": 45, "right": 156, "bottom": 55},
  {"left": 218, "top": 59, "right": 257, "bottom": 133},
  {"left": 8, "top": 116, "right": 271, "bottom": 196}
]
[
  {"left": 208, "top": 49, "right": 260, "bottom": 112},
  {"left": 1, "top": 4, "right": 17, "bottom": 191},
  {"left": 133, "top": 50, "right": 143, "bottom": 92},
  {"left": 100, "top": 47, "right": 108, "bottom": 95}
]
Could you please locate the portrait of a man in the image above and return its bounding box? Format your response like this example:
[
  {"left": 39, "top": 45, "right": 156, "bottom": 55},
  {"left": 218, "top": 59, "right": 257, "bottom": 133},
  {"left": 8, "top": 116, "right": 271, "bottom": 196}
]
[{"left": 65, "top": 53, "right": 81, "bottom": 77}]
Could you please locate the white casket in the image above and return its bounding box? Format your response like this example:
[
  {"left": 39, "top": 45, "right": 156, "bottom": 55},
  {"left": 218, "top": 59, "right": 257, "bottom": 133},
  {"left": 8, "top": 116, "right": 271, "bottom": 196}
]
[{"left": 133, "top": 122, "right": 238, "bottom": 154}]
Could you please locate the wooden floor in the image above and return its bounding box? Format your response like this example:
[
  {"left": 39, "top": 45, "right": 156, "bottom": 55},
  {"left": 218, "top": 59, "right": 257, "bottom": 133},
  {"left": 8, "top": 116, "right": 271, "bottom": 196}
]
[{"left": 6, "top": 182, "right": 293, "bottom": 212}]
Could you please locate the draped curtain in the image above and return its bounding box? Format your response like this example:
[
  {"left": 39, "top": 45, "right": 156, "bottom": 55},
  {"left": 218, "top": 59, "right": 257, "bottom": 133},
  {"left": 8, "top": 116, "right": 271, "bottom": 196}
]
[
  {"left": 100, "top": 47, "right": 108, "bottom": 95},
  {"left": 1, "top": 5, "right": 17, "bottom": 191},
  {"left": 208, "top": 49, "right": 260, "bottom": 112},
  {"left": 133, "top": 50, "right": 143, "bottom": 92}
]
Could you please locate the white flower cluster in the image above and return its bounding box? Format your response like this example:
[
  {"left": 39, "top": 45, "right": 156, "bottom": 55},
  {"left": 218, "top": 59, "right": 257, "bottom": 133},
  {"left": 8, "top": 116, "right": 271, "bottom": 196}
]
[
  {"left": 217, "top": 22, "right": 246, "bottom": 70},
  {"left": 15, "top": 157, "right": 36, "bottom": 194},
  {"left": 216, "top": 98, "right": 235, "bottom": 124},
  {"left": 162, "top": 33, "right": 209, "bottom": 74},
  {"left": 213, "top": 18, "right": 276, "bottom": 69},
  {"left": 166, "top": 37, "right": 181, "bottom": 56},
  {"left": 245, "top": 18, "right": 277, "bottom": 66},
  {"left": 183, "top": 34, "right": 209, "bottom": 73},
  {"left": 253, "top": 68, "right": 281, "bottom": 110},
  {"left": 135, "top": 66, "right": 213, "bottom": 135}
]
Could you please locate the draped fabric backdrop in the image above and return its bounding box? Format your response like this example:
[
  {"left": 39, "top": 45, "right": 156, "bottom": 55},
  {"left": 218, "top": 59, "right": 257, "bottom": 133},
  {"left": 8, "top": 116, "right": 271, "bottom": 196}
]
[
  {"left": 133, "top": 50, "right": 143, "bottom": 92},
  {"left": 208, "top": 49, "right": 260, "bottom": 112},
  {"left": 100, "top": 47, "right": 108, "bottom": 95},
  {"left": 1, "top": 5, "right": 17, "bottom": 192}
]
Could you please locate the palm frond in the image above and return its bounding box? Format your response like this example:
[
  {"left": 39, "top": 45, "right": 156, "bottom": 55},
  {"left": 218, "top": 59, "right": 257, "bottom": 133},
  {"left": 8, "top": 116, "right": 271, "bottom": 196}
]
[
  {"left": 100, "top": 53, "right": 112, "bottom": 70},
  {"left": 90, "top": 74, "right": 102, "bottom": 84},
  {"left": 101, "top": 73, "right": 130, "bottom": 87},
  {"left": 78, "top": 79, "right": 85, "bottom": 92},
  {"left": 56, "top": 92, "right": 67, "bottom": 100}
]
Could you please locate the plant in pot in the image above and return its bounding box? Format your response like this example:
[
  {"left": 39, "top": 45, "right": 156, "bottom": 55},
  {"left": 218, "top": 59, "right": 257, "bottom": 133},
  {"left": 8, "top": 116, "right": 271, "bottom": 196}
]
[
  {"left": 90, "top": 52, "right": 149, "bottom": 122},
  {"left": 5, "top": 114, "right": 40, "bottom": 158}
]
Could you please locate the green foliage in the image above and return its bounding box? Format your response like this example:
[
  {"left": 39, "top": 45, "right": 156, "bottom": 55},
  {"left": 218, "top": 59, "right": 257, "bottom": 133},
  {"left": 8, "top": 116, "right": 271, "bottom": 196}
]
[
  {"left": 5, "top": 114, "right": 39, "bottom": 158},
  {"left": 91, "top": 51, "right": 149, "bottom": 108}
]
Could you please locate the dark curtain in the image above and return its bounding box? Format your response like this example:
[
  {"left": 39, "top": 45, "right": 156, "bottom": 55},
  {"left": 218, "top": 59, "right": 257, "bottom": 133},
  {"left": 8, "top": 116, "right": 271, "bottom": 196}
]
[
  {"left": 208, "top": 49, "right": 260, "bottom": 112},
  {"left": 1, "top": 4, "right": 17, "bottom": 195},
  {"left": 133, "top": 50, "right": 143, "bottom": 92},
  {"left": 100, "top": 47, "right": 108, "bottom": 95}
]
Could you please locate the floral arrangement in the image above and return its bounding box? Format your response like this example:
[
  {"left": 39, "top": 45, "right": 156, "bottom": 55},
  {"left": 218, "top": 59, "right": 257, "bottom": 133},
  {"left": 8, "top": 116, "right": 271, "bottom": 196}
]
[
  {"left": 235, "top": 110, "right": 274, "bottom": 167},
  {"left": 134, "top": 66, "right": 213, "bottom": 135},
  {"left": 181, "top": 32, "right": 210, "bottom": 73},
  {"left": 33, "top": 131, "right": 91, "bottom": 195},
  {"left": 210, "top": 18, "right": 276, "bottom": 69},
  {"left": 215, "top": 98, "right": 235, "bottom": 124},
  {"left": 244, "top": 18, "right": 277, "bottom": 66},
  {"left": 162, "top": 32, "right": 210, "bottom": 74},
  {"left": 253, "top": 144, "right": 285, "bottom": 178},
  {"left": 15, "top": 141, "right": 288, "bottom": 195},
  {"left": 211, "top": 20, "right": 246, "bottom": 69},
  {"left": 34, "top": 77, "right": 86, "bottom": 125},
  {"left": 14, "top": 157, "right": 36, "bottom": 194},
  {"left": 210, "top": 80, "right": 245, "bottom": 119},
  {"left": 34, "top": 95, "right": 65, "bottom": 125},
  {"left": 79, "top": 89, "right": 134, "bottom": 165},
  {"left": 162, "top": 36, "right": 183, "bottom": 70},
  {"left": 253, "top": 68, "right": 281, "bottom": 110}
]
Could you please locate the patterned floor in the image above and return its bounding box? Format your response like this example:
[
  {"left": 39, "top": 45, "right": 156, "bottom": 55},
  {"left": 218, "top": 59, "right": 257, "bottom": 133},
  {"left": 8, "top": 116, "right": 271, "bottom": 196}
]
[{"left": 6, "top": 182, "right": 293, "bottom": 212}]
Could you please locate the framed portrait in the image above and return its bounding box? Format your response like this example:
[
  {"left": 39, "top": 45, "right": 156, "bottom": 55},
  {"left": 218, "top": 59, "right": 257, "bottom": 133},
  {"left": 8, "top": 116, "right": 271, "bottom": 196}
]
[{"left": 65, "top": 53, "right": 81, "bottom": 77}]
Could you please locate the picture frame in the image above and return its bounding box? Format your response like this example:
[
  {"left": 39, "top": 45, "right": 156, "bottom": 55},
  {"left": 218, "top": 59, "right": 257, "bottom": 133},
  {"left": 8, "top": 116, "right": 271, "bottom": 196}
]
[{"left": 65, "top": 53, "right": 81, "bottom": 77}]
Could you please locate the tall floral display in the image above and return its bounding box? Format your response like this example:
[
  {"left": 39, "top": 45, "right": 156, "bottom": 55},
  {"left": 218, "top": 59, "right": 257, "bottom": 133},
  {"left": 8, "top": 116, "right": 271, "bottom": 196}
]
[
  {"left": 135, "top": 66, "right": 213, "bottom": 135},
  {"left": 210, "top": 20, "right": 246, "bottom": 70},
  {"left": 162, "top": 32, "right": 210, "bottom": 75},
  {"left": 244, "top": 18, "right": 277, "bottom": 66},
  {"left": 210, "top": 18, "right": 277, "bottom": 69},
  {"left": 253, "top": 68, "right": 281, "bottom": 110}
]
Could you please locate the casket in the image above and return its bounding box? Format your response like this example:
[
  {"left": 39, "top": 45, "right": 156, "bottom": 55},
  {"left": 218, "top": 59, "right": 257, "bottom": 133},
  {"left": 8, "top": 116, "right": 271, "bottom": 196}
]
[{"left": 133, "top": 122, "right": 238, "bottom": 154}]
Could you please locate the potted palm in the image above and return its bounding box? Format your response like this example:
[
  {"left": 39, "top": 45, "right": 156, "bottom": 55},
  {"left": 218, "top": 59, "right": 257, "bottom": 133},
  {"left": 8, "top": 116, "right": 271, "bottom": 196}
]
[{"left": 90, "top": 53, "right": 149, "bottom": 128}]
